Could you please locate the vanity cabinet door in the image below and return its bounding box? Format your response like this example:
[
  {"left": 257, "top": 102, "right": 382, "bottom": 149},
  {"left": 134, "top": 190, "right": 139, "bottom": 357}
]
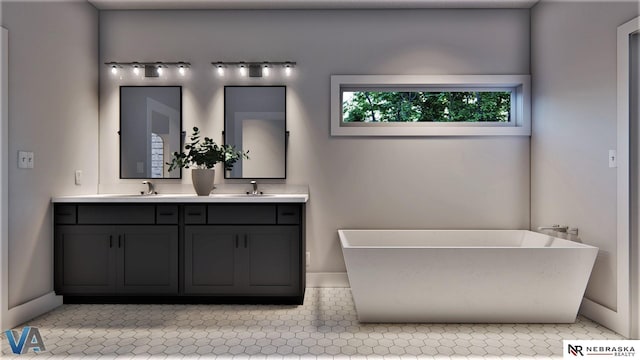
[
  {"left": 117, "top": 226, "right": 179, "bottom": 294},
  {"left": 243, "top": 226, "right": 301, "bottom": 295},
  {"left": 55, "top": 225, "right": 117, "bottom": 294},
  {"left": 184, "top": 226, "right": 242, "bottom": 294}
]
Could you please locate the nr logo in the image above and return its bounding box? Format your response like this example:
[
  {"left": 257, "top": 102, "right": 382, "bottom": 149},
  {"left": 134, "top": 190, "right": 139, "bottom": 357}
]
[{"left": 568, "top": 344, "right": 584, "bottom": 356}]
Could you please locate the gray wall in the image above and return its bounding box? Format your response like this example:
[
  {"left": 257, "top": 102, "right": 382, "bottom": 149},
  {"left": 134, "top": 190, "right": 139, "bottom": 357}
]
[
  {"left": 531, "top": 1, "right": 639, "bottom": 311},
  {"left": 100, "top": 9, "right": 531, "bottom": 274},
  {"left": 1, "top": 1, "right": 99, "bottom": 308}
]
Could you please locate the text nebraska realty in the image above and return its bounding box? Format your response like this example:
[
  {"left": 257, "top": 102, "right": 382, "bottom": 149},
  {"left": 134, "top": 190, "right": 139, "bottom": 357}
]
[{"left": 586, "top": 346, "right": 635, "bottom": 356}]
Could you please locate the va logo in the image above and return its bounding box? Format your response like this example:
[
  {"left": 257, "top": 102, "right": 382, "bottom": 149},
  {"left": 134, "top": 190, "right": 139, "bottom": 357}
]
[{"left": 4, "top": 326, "right": 46, "bottom": 354}]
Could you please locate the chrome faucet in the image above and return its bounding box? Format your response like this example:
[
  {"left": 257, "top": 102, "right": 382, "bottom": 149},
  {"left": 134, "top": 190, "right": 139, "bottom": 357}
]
[
  {"left": 250, "top": 180, "right": 259, "bottom": 195},
  {"left": 537, "top": 225, "right": 568, "bottom": 233},
  {"left": 141, "top": 181, "right": 156, "bottom": 195}
]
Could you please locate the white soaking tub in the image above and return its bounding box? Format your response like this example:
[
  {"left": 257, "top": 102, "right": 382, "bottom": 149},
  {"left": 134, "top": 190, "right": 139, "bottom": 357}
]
[{"left": 339, "top": 230, "right": 598, "bottom": 323}]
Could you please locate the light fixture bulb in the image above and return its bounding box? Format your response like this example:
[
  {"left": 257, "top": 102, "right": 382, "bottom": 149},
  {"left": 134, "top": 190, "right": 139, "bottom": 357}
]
[
  {"left": 284, "top": 66, "right": 292, "bottom": 77},
  {"left": 217, "top": 66, "right": 225, "bottom": 76},
  {"left": 239, "top": 66, "right": 247, "bottom": 77},
  {"left": 179, "top": 67, "right": 186, "bottom": 76},
  {"left": 111, "top": 65, "right": 118, "bottom": 75},
  {"left": 157, "top": 67, "right": 163, "bottom": 76},
  {"left": 133, "top": 67, "right": 140, "bottom": 76},
  {"left": 263, "top": 66, "right": 270, "bottom": 77}
]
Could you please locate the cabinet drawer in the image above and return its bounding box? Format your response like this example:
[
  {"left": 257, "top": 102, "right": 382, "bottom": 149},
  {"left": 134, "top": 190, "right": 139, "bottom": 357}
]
[
  {"left": 184, "top": 206, "right": 206, "bottom": 224},
  {"left": 208, "top": 205, "right": 276, "bottom": 224},
  {"left": 77, "top": 205, "right": 155, "bottom": 224},
  {"left": 277, "top": 205, "right": 300, "bottom": 224},
  {"left": 156, "top": 206, "right": 178, "bottom": 224},
  {"left": 55, "top": 205, "right": 77, "bottom": 224}
]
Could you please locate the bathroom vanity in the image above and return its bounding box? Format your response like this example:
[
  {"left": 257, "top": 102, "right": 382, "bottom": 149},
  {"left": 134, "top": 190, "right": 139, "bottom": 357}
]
[{"left": 52, "top": 194, "right": 308, "bottom": 304}]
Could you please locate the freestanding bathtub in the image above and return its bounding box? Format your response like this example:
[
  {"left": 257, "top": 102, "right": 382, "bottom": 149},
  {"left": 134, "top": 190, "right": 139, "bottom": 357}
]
[{"left": 339, "top": 230, "right": 598, "bottom": 323}]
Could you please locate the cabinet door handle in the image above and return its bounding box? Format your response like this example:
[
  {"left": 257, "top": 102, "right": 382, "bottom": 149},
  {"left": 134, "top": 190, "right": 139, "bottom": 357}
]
[
  {"left": 235, "top": 234, "right": 239, "bottom": 248},
  {"left": 244, "top": 234, "right": 248, "bottom": 248},
  {"left": 109, "top": 235, "right": 113, "bottom": 248}
]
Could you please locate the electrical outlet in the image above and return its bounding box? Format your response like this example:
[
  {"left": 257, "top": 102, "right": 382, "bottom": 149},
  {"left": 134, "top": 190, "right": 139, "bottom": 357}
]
[
  {"left": 18, "top": 151, "right": 34, "bottom": 169},
  {"left": 306, "top": 252, "right": 310, "bottom": 267},
  {"left": 75, "top": 170, "right": 83, "bottom": 185}
]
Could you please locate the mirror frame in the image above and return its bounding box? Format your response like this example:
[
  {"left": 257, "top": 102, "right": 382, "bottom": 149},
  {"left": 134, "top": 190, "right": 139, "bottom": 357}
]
[
  {"left": 119, "top": 85, "right": 183, "bottom": 179},
  {"left": 223, "top": 85, "right": 287, "bottom": 180}
]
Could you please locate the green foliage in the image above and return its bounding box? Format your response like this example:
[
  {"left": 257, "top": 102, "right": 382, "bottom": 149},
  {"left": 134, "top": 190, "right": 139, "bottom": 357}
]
[
  {"left": 167, "top": 127, "right": 249, "bottom": 172},
  {"left": 222, "top": 145, "right": 250, "bottom": 171},
  {"left": 343, "top": 91, "right": 511, "bottom": 123}
]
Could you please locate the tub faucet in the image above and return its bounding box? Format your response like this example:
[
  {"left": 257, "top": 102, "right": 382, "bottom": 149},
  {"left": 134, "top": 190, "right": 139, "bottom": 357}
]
[
  {"left": 250, "top": 180, "right": 258, "bottom": 195},
  {"left": 141, "top": 181, "right": 156, "bottom": 195},
  {"left": 537, "top": 225, "right": 568, "bottom": 233}
]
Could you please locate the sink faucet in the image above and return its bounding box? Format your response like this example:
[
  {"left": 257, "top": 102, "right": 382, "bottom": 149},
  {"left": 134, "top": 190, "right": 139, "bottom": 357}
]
[
  {"left": 250, "top": 180, "right": 259, "bottom": 195},
  {"left": 141, "top": 181, "right": 156, "bottom": 195}
]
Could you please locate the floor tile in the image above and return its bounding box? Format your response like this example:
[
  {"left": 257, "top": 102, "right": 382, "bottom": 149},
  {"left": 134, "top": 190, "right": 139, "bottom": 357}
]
[{"left": 0, "top": 288, "right": 624, "bottom": 359}]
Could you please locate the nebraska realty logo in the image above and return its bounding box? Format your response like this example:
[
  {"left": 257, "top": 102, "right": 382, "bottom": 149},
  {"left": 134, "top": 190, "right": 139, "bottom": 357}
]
[
  {"left": 4, "top": 326, "right": 46, "bottom": 354},
  {"left": 564, "top": 340, "right": 639, "bottom": 358}
]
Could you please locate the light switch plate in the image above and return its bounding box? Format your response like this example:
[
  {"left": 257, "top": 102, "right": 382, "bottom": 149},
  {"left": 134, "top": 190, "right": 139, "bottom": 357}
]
[
  {"left": 75, "top": 170, "right": 82, "bottom": 185},
  {"left": 18, "top": 151, "right": 34, "bottom": 169}
]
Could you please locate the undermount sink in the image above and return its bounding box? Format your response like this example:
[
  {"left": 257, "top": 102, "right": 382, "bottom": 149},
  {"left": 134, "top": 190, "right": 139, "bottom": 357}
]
[
  {"left": 96, "top": 193, "right": 193, "bottom": 198},
  {"left": 209, "top": 193, "right": 278, "bottom": 198}
]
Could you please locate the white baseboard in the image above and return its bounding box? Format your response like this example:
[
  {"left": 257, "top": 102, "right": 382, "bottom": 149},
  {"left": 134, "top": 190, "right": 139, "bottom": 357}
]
[
  {"left": 306, "top": 272, "right": 350, "bottom": 288},
  {"left": 580, "top": 297, "right": 629, "bottom": 338},
  {"left": 4, "top": 292, "right": 62, "bottom": 329}
]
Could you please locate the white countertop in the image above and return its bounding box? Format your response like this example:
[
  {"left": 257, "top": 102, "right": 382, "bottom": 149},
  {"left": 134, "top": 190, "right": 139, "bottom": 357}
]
[{"left": 52, "top": 193, "right": 309, "bottom": 203}]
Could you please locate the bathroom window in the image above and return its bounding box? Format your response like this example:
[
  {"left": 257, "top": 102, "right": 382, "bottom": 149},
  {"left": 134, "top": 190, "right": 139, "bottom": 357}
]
[{"left": 331, "top": 75, "right": 531, "bottom": 136}]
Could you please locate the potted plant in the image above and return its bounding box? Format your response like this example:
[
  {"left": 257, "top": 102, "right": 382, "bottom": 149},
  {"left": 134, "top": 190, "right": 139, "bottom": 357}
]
[
  {"left": 222, "top": 145, "right": 250, "bottom": 178},
  {"left": 167, "top": 127, "right": 223, "bottom": 196},
  {"left": 167, "top": 127, "right": 250, "bottom": 195}
]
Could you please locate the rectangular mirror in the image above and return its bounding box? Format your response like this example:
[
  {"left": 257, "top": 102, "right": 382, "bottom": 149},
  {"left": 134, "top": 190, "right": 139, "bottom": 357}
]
[
  {"left": 224, "top": 86, "right": 286, "bottom": 179},
  {"left": 120, "top": 86, "right": 182, "bottom": 179}
]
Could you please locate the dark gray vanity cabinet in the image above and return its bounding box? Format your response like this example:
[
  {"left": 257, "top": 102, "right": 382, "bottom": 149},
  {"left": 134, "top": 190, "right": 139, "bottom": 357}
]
[
  {"left": 184, "top": 226, "right": 241, "bottom": 294},
  {"left": 54, "top": 205, "right": 179, "bottom": 296},
  {"left": 117, "top": 226, "right": 179, "bottom": 294},
  {"left": 54, "top": 202, "right": 305, "bottom": 304},
  {"left": 184, "top": 204, "right": 302, "bottom": 297},
  {"left": 54, "top": 225, "right": 116, "bottom": 294},
  {"left": 184, "top": 225, "right": 300, "bottom": 295}
]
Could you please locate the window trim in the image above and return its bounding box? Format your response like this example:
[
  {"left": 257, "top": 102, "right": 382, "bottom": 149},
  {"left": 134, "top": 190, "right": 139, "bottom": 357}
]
[{"left": 331, "top": 75, "right": 531, "bottom": 136}]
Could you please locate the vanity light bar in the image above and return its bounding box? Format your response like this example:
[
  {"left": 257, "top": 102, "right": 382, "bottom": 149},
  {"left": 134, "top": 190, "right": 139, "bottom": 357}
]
[
  {"left": 212, "top": 61, "right": 296, "bottom": 78},
  {"left": 105, "top": 61, "right": 191, "bottom": 78}
]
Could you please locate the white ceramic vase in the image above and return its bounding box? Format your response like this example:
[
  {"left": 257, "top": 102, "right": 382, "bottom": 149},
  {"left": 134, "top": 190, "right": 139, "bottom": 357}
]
[{"left": 191, "top": 168, "right": 215, "bottom": 196}]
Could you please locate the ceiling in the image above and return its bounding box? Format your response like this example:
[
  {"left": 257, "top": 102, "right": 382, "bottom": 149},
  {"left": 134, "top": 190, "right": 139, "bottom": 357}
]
[{"left": 88, "top": 0, "right": 540, "bottom": 10}]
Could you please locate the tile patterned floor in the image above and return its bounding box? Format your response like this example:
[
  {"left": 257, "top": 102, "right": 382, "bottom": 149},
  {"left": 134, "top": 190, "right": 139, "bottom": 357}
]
[{"left": 0, "top": 288, "right": 624, "bottom": 359}]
